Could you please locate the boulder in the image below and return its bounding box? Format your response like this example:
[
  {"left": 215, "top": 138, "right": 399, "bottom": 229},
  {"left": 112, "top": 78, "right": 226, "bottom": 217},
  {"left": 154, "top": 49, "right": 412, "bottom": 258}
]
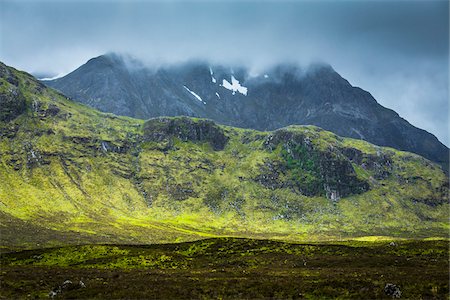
[{"left": 384, "top": 283, "right": 401, "bottom": 298}]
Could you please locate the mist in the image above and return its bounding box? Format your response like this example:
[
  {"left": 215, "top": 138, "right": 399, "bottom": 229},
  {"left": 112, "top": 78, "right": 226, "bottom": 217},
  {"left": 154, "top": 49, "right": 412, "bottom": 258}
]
[{"left": 1, "top": 0, "right": 448, "bottom": 146}]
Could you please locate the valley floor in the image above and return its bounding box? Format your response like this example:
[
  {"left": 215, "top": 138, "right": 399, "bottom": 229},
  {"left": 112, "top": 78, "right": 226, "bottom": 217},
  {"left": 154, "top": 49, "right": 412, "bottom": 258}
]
[{"left": 0, "top": 238, "right": 448, "bottom": 299}]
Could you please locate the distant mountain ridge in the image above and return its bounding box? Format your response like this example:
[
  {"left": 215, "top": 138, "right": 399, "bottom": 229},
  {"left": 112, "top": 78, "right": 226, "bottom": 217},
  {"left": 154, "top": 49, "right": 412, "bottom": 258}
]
[{"left": 43, "top": 53, "right": 449, "bottom": 171}]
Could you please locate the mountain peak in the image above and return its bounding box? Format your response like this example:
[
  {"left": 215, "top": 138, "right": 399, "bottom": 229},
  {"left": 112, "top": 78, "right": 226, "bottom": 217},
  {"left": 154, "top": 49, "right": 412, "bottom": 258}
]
[
  {"left": 86, "top": 52, "right": 144, "bottom": 70},
  {"left": 42, "top": 55, "right": 449, "bottom": 171}
]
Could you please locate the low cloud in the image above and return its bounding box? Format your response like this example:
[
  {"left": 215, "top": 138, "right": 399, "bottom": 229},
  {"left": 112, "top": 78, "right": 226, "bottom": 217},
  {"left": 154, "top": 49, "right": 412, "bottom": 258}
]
[{"left": 1, "top": 0, "right": 448, "bottom": 145}]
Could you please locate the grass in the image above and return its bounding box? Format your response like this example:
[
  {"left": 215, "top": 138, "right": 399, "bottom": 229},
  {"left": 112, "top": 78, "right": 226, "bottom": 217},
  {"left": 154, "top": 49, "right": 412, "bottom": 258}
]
[{"left": 1, "top": 238, "right": 448, "bottom": 299}]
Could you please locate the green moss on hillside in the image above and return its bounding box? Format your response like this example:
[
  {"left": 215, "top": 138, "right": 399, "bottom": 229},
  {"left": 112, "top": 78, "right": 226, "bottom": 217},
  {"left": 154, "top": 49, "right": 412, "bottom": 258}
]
[{"left": 0, "top": 62, "right": 448, "bottom": 250}]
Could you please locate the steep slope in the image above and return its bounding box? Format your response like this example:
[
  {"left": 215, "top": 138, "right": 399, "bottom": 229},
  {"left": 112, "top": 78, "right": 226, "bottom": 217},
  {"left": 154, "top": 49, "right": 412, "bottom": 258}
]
[
  {"left": 44, "top": 53, "right": 449, "bottom": 170},
  {"left": 1, "top": 62, "right": 448, "bottom": 251}
]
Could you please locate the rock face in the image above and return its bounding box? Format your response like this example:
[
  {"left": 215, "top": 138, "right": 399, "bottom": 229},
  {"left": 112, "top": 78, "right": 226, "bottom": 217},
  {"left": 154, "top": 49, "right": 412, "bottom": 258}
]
[
  {"left": 0, "top": 63, "right": 26, "bottom": 121},
  {"left": 263, "top": 127, "right": 370, "bottom": 199},
  {"left": 43, "top": 54, "right": 448, "bottom": 171},
  {"left": 143, "top": 117, "right": 229, "bottom": 150}
]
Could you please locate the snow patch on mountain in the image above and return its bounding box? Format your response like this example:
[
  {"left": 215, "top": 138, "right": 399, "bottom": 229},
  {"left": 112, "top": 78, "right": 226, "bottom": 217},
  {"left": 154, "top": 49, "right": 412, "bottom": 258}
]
[
  {"left": 39, "top": 73, "right": 66, "bottom": 81},
  {"left": 184, "top": 86, "right": 206, "bottom": 104},
  {"left": 209, "top": 67, "right": 217, "bottom": 83},
  {"left": 222, "top": 76, "right": 248, "bottom": 96}
]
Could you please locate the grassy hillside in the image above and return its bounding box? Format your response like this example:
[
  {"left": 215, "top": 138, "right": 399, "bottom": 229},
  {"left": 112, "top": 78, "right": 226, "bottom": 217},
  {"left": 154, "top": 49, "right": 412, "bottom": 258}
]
[{"left": 0, "top": 62, "right": 448, "bottom": 251}]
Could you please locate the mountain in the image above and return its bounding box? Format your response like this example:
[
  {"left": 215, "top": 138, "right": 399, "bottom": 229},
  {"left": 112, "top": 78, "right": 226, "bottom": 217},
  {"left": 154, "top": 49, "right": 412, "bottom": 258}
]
[
  {"left": 43, "top": 53, "right": 449, "bottom": 171},
  {"left": 1, "top": 61, "right": 449, "bottom": 251}
]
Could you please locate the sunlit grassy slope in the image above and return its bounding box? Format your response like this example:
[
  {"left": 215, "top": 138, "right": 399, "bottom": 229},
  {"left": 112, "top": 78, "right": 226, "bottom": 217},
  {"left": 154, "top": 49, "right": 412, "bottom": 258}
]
[{"left": 0, "top": 62, "right": 448, "bottom": 251}]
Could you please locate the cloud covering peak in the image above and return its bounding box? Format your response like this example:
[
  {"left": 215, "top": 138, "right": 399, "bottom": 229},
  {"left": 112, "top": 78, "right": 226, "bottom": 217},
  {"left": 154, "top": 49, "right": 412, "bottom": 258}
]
[{"left": 1, "top": 0, "right": 448, "bottom": 145}]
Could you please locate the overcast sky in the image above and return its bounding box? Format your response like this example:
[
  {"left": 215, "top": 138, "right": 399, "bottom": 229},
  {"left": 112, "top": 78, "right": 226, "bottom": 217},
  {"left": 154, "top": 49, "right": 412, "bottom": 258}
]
[{"left": 1, "top": 0, "right": 448, "bottom": 146}]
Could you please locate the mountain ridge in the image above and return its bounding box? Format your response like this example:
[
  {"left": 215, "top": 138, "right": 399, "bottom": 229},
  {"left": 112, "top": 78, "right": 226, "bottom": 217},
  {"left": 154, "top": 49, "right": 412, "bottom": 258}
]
[
  {"left": 43, "top": 53, "right": 449, "bottom": 172},
  {"left": 1, "top": 61, "right": 448, "bottom": 250}
]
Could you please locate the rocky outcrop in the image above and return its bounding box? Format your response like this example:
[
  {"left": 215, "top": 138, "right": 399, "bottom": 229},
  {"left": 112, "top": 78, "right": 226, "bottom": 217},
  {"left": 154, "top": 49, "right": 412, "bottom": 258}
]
[
  {"left": 48, "top": 280, "right": 86, "bottom": 298},
  {"left": 261, "top": 128, "right": 370, "bottom": 199},
  {"left": 143, "top": 117, "right": 228, "bottom": 151},
  {"left": 342, "top": 147, "right": 393, "bottom": 179},
  {"left": 0, "top": 63, "right": 26, "bottom": 122}
]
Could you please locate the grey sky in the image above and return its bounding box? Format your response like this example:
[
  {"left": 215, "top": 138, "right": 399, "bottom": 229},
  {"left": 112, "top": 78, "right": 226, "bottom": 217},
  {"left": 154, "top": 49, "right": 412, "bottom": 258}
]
[{"left": 1, "top": 0, "right": 448, "bottom": 146}]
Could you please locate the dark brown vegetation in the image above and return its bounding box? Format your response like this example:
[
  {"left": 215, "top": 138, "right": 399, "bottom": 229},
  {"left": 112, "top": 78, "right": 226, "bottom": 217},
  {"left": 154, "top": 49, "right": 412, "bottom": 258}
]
[{"left": 1, "top": 238, "right": 448, "bottom": 299}]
